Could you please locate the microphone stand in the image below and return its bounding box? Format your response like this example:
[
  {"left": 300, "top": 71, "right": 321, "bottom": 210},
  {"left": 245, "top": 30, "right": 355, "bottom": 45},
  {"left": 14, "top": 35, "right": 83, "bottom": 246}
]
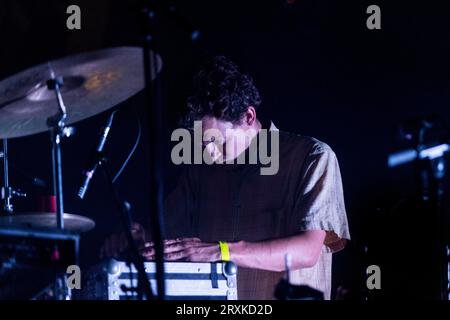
[
  {"left": 2, "top": 139, "right": 13, "bottom": 214},
  {"left": 46, "top": 76, "right": 73, "bottom": 231},
  {"left": 419, "top": 154, "right": 449, "bottom": 300},
  {"left": 141, "top": 0, "right": 167, "bottom": 300},
  {"left": 46, "top": 75, "right": 76, "bottom": 300},
  {"left": 99, "top": 157, "right": 153, "bottom": 300},
  {"left": 80, "top": 113, "right": 153, "bottom": 300},
  {"left": 138, "top": 0, "right": 199, "bottom": 300},
  {"left": 389, "top": 141, "right": 449, "bottom": 300}
]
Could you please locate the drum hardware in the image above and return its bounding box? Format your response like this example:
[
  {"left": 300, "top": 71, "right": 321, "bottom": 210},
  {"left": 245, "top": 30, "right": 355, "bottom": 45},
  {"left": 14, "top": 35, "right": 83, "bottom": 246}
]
[
  {"left": 0, "top": 226, "right": 79, "bottom": 300},
  {"left": 0, "top": 46, "right": 162, "bottom": 229},
  {"left": 0, "top": 46, "right": 162, "bottom": 299},
  {"left": 0, "top": 47, "right": 162, "bottom": 139},
  {"left": 2, "top": 139, "right": 12, "bottom": 214},
  {"left": 1, "top": 139, "right": 26, "bottom": 215},
  {"left": 0, "top": 151, "right": 47, "bottom": 189},
  {"left": 46, "top": 74, "right": 74, "bottom": 231},
  {"left": 39, "top": 69, "right": 74, "bottom": 299},
  {"left": 0, "top": 213, "right": 95, "bottom": 233}
]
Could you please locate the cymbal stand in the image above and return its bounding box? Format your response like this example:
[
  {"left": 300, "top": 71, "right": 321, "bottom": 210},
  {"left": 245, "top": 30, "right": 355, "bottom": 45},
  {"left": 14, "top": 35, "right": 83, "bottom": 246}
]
[
  {"left": 46, "top": 75, "right": 75, "bottom": 300},
  {"left": 1, "top": 139, "right": 27, "bottom": 215},
  {"left": 2, "top": 139, "right": 13, "bottom": 214}
]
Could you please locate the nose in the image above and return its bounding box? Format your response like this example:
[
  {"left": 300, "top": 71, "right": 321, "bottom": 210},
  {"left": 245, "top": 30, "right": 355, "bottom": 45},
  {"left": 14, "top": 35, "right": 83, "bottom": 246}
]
[{"left": 205, "top": 142, "right": 222, "bottom": 162}]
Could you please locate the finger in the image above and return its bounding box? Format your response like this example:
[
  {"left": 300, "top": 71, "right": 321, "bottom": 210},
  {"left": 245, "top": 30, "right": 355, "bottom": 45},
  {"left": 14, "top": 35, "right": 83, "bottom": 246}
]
[
  {"left": 180, "top": 239, "right": 204, "bottom": 248},
  {"left": 144, "top": 242, "right": 153, "bottom": 249},
  {"left": 146, "top": 239, "right": 201, "bottom": 255},
  {"left": 141, "top": 250, "right": 155, "bottom": 261},
  {"left": 162, "top": 243, "right": 187, "bottom": 254},
  {"left": 164, "top": 239, "right": 184, "bottom": 245},
  {"left": 141, "top": 243, "right": 170, "bottom": 261},
  {"left": 142, "top": 239, "right": 183, "bottom": 250},
  {"left": 140, "top": 245, "right": 155, "bottom": 257},
  {"left": 165, "top": 250, "right": 189, "bottom": 261},
  {"left": 140, "top": 243, "right": 185, "bottom": 256},
  {"left": 180, "top": 237, "right": 201, "bottom": 243},
  {"left": 141, "top": 247, "right": 155, "bottom": 261}
]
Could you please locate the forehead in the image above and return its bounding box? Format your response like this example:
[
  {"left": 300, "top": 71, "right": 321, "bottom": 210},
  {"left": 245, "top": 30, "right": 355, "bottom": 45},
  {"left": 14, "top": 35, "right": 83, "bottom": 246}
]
[{"left": 201, "top": 116, "right": 234, "bottom": 132}]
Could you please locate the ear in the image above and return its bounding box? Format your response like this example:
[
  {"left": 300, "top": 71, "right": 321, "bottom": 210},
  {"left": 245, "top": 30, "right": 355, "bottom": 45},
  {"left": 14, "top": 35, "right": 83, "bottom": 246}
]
[{"left": 244, "top": 106, "right": 257, "bottom": 126}]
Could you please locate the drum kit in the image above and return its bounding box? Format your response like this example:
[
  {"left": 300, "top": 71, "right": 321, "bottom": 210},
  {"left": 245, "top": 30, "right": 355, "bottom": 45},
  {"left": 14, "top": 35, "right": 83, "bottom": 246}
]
[{"left": 0, "top": 47, "right": 162, "bottom": 299}]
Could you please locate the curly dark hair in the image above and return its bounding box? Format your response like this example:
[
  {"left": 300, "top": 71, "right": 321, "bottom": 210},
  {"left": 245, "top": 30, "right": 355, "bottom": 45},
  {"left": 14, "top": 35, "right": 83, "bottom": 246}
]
[{"left": 184, "top": 56, "right": 262, "bottom": 127}]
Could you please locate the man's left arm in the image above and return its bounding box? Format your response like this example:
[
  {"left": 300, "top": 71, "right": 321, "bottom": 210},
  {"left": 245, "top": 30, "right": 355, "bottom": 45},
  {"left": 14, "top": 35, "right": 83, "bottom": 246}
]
[
  {"left": 141, "top": 230, "right": 325, "bottom": 272},
  {"left": 228, "top": 230, "right": 326, "bottom": 271}
]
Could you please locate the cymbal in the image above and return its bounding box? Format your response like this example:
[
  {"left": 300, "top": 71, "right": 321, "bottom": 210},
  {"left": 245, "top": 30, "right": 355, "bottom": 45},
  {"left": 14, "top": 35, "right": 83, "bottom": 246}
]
[
  {"left": 0, "top": 212, "right": 96, "bottom": 233},
  {"left": 0, "top": 47, "right": 162, "bottom": 139}
]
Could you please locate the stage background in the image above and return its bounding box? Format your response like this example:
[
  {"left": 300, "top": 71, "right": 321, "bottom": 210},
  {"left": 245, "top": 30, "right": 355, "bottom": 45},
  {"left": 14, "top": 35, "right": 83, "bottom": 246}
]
[{"left": 1, "top": 0, "right": 449, "bottom": 299}]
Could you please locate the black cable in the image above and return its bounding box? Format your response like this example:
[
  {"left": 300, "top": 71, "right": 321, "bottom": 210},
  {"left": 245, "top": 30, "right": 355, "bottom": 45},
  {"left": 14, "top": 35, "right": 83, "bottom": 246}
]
[
  {"left": 100, "top": 160, "right": 153, "bottom": 300},
  {"left": 112, "top": 117, "right": 142, "bottom": 184},
  {"left": 112, "top": 116, "right": 145, "bottom": 299}
]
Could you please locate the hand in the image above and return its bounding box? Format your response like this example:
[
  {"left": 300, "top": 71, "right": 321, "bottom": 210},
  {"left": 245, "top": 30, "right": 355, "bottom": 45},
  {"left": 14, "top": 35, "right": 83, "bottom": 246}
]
[
  {"left": 99, "top": 223, "right": 146, "bottom": 259},
  {"left": 140, "top": 237, "right": 222, "bottom": 262}
]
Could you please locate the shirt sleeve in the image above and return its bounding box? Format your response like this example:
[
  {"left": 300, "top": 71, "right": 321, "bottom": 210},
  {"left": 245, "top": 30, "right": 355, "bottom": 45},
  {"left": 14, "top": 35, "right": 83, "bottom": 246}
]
[{"left": 295, "top": 141, "right": 350, "bottom": 253}]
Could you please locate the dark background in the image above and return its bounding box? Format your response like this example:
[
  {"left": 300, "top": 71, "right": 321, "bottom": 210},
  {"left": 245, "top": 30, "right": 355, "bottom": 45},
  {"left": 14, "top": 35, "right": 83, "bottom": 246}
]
[{"left": 1, "top": 0, "right": 450, "bottom": 299}]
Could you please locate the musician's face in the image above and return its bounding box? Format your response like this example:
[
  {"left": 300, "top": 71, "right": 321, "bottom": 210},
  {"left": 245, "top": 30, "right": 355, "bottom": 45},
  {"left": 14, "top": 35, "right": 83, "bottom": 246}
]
[{"left": 201, "top": 109, "right": 259, "bottom": 162}]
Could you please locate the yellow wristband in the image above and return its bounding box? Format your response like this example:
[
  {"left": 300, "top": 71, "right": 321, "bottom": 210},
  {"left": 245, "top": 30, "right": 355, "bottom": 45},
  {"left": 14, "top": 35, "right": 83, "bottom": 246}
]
[{"left": 219, "top": 241, "right": 230, "bottom": 262}]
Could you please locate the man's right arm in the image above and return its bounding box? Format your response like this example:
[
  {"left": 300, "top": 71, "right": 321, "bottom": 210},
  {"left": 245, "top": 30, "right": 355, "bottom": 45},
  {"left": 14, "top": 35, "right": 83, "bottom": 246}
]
[{"left": 99, "top": 167, "right": 196, "bottom": 258}]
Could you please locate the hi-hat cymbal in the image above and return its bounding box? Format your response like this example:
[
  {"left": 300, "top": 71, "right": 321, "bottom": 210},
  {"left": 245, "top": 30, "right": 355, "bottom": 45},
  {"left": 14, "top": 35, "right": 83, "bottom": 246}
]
[
  {"left": 0, "top": 213, "right": 96, "bottom": 233},
  {"left": 0, "top": 47, "right": 162, "bottom": 139}
]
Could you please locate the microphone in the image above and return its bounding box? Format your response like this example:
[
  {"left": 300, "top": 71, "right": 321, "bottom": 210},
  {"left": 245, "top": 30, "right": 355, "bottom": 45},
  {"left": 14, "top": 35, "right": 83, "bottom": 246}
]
[{"left": 78, "top": 111, "right": 116, "bottom": 199}]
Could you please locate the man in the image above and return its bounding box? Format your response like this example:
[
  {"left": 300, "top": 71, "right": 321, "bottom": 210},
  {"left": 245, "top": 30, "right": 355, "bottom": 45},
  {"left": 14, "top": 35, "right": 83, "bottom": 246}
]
[{"left": 101, "top": 56, "right": 350, "bottom": 300}]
